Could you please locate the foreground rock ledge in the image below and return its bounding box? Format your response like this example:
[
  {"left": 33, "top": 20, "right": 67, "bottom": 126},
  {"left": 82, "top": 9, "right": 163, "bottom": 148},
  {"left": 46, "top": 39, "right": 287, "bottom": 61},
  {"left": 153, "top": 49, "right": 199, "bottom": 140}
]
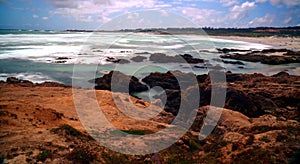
[{"left": 0, "top": 76, "right": 299, "bottom": 163}]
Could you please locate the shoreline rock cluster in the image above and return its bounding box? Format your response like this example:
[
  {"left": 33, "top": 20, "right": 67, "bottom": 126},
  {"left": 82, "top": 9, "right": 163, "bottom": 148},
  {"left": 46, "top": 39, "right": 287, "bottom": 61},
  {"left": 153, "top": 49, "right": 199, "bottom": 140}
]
[
  {"left": 91, "top": 70, "right": 300, "bottom": 120},
  {"left": 218, "top": 48, "right": 300, "bottom": 65}
]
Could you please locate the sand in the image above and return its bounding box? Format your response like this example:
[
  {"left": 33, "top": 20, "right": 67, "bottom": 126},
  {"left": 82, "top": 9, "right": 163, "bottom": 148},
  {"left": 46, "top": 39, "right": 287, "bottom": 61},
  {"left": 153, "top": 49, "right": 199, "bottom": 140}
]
[{"left": 211, "top": 36, "right": 300, "bottom": 51}]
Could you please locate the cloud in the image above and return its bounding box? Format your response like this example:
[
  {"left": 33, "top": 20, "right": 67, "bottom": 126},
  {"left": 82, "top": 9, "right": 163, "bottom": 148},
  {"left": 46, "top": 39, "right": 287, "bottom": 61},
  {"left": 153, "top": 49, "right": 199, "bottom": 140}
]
[
  {"left": 42, "top": 17, "right": 49, "bottom": 20},
  {"left": 283, "top": 17, "right": 292, "bottom": 24},
  {"left": 160, "top": 10, "right": 169, "bottom": 16},
  {"left": 269, "top": 0, "right": 300, "bottom": 7},
  {"left": 46, "top": 0, "right": 79, "bottom": 8},
  {"left": 229, "top": 1, "right": 256, "bottom": 20},
  {"left": 248, "top": 13, "right": 275, "bottom": 27},
  {"left": 219, "top": 0, "right": 239, "bottom": 6},
  {"left": 32, "top": 14, "right": 39, "bottom": 18},
  {"left": 177, "top": 7, "right": 223, "bottom": 26},
  {"left": 49, "top": 0, "right": 160, "bottom": 23},
  {"left": 255, "top": 0, "right": 267, "bottom": 3}
]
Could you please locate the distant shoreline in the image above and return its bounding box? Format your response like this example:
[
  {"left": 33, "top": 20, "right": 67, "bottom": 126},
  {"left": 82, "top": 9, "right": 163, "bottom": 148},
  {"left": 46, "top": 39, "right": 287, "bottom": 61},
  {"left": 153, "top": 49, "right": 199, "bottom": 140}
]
[
  {"left": 1, "top": 26, "right": 300, "bottom": 37},
  {"left": 210, "top": 36, "right": 300, "bottom": 51}
]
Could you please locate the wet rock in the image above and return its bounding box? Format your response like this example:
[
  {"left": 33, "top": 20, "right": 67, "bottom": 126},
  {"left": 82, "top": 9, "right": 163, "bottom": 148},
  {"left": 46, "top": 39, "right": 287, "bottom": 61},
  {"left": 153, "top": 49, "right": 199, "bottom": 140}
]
[
  {"left": 131, "top": 56, "right": 147, "bottom": 62},
  {"left": 56, "top": 57, "right": 71, "bottom": 60},
  {"left": 7, "top": 77, "right": 19, "bottom": 84},
  {"left": 221, "top": 54, "right": 263, "bottom": 62},
  {"left": 220, "top": 49, "right": 300, "bottom": 65},
  {"left": 284, "top": 50, "right": 300, "bottom": 56},
  {"left": 226, "top": 73, "right": 245, "bottom": 82},
  {"left": 142, "top": 71, "right": 197, "bottom": 90},
  {"left": 91, "top": 71, "right": 148, "bottom": 93},
  {"left": 180, "top": 54, "right": 205, "bottom": 64},
  {"left": 38, "top": 82, "right": 70, "bottom": 88},
  {"left": 142, "top": 71, "right": 179, "bottom": 90},
  {"left": 271, "top": 71, "right": 290, "bottom": 77},
  {"left": 149, "top": 53, "right": 204, "bottom": 64},
  {"left": 216, "top": 48, "right": 251, "bottom": 54},
  {"left": 134, "top": 52, "right": 151, "bottom": 55},
  {"left": 54, "top": 60, "right": 67, "bottom": 63},
  {"left": 105, "top": 57, "right": 130, "bottom": 64},
  {"left": 194, "top": 65, "right": 207, "bottom": 69},
  {"left": 118, "top": 59, "right": 130, "bottom": 64},
  {"left": 225, "top": 88, "right": 265, "bottom": 117},
  {"left": 222, "top": 60, "right": 245, "bottom": 65}
]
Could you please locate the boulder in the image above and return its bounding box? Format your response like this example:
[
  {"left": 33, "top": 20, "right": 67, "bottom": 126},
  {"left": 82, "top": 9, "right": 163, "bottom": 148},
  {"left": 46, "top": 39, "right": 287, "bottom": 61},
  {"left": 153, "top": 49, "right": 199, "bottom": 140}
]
[
  {"left": 7, "top": 77, "right": 19, "bottom": 84},
  {"left": 131, "top": 56, "right": 147, "bottom": 62},
  {"left": 149, "top": 53, "right": 204, "bottom": 64},
  {"left": 92, "top": 71, "right": 148, "bottom": 93}
]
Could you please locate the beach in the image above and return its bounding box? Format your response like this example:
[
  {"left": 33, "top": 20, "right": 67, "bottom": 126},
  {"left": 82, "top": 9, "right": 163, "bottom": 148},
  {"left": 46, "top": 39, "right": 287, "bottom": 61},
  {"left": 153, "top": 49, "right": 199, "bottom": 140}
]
[{"left": 212, "top": 36, "right": 300, "bottom": 51}]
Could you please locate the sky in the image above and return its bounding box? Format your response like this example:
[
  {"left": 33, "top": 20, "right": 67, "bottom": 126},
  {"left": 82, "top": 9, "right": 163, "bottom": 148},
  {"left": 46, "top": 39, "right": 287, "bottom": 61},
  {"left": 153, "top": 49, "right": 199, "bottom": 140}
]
[{"left": 0, "top": 0, "right": 299, "bottom": 30}]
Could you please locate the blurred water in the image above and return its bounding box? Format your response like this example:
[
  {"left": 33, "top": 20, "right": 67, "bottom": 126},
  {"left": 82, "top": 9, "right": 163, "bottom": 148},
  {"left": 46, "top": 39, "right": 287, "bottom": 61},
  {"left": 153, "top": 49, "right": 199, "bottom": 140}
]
[{"left": 0, "top": 30, "right": 298, "bottom": 85}]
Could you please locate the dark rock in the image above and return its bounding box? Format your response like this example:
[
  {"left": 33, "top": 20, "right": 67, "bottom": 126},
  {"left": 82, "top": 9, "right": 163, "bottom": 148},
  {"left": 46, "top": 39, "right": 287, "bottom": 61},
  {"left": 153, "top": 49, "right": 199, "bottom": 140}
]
[
  {"left": 142, "top": 71, "right": 197, "bottom": 90},
  {"left": 194, "top": 65, "right": 207, "bottom": 69},
  {"left": 261, "top": 56, "right": 300, "bottom": 65},
  {"left": 222, "top": 60, "right": 245, "bottom": 65},
  {"left": 131, "top": 56, "right": 147, "bottom": 62},
  {"left": 149, "top": 53, "right": 204, "bottom": 64},
  {"left": 7, "top": 77, "right": 19, "bottom": 84},
  {"left": 134, "top": 52, "right": 151, "bottom": 55},
  {"left": 54, "top": 60, "right": 67, "bottom": 63},
  {"left": 272, "top": 71, "right": 290, "bottom": 77},
  {"left": 118, "top": 59, "right": 130, "bottom": 64},
  {"left": 220, "top": 54, "right": 262, "bottom": 62},
  {"left": 196, "top": 74, "right": 209, "bottom": 83},
  {"left": 208, "top": 64, "right": 225, "bottom": 70},
  {"left": 105, "top": 57, "right": 130, "bottom": 64},
  {"left": 159, "top": 90, "right": 181, "bottom": 116},
  {"left": 38, "top": 82, "right": 70, "bottom": 88},
  {"left": 180, "top": 54, "right": 205, "bottom": 64},
  {"left": 216, "top": 48, "right": 251, "bottom": 54},
  {"left": 220, "top": 48, "right": 300, "bottom": 65},
  {"left": 56, "top": 57, "right": 71, "bottom": 60},
  {"left": 142, "top": 71, "right": 179, "bottom": 90},
  {"left": 261, "top": 48, "right": 291, "bottom": 53},
  {"left": 19, "top": 80, "right": 34, "bottom": 87},
  {"left": 284, "top": 51, "right": 300, "bottom": 56},
  {"left": 226, "top": 73, "right": 244, "bottom": 82},
  {"left": 92, "top": 71, "right": 148, "bottom": 93},
  {"left": 225, "top": 88, "right": 265, "bottom": 117}
]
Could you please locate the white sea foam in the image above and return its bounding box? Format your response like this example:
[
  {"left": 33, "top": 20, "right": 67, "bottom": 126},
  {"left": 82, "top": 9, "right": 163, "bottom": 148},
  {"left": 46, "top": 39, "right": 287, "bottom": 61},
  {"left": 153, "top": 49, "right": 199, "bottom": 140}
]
[
  {"left": 0, "top": 72, "right": 55, "bottom": 83},
  {"left": 0, "top": 31, "right": 280, "bottom": 66}
]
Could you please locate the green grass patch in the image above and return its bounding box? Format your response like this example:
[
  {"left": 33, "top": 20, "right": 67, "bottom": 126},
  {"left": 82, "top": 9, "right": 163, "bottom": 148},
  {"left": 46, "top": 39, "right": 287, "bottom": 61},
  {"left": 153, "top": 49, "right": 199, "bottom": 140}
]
[
  {"left": 51, "top": 124, "right": 82, "bottom": 137},
  {"left": 109, "top": 129, "right": 154, "bottom": 136},
  {"left": 259, "top": 136, "right": 271, "bottom": 143},
  {"left": 37, "top": 150, "right": 52, "bottom": 162},
  {"left": 122, "top": 129, "right": 154, "bottom": 135}
]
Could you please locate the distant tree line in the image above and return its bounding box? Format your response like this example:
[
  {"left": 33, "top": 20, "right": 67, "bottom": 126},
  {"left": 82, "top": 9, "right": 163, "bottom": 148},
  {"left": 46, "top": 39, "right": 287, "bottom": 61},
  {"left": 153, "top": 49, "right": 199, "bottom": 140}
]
[{"left": 119, "top": 26, "right": 300, "bottom": 37}]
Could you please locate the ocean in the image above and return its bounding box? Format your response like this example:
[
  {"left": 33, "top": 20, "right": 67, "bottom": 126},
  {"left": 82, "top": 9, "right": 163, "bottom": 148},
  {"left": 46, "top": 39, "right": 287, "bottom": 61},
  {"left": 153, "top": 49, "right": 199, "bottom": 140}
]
[{"left": 0, "top": 29, "right": 298, "bottom": 86}]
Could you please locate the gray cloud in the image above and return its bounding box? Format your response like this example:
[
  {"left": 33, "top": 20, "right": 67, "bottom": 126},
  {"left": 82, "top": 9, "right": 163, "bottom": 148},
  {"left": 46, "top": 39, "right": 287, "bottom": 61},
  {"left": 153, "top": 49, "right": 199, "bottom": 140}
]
[
  {"left": 46, "top": 0, "right": 79, "bottom": 8},
  {"left": 270, "top": 0, "right": 300, "bottom": 7}
]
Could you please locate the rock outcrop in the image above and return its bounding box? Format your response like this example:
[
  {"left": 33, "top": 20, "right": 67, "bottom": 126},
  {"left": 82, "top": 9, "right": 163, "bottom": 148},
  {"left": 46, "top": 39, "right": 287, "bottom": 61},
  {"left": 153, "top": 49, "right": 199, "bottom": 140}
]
[
  {"left": 149, "top": 53, "right": 204, "bottom": 64},
  {"left": 91, "top": 71, "right": 148, "bottom": 93},
  {"left": 218, "top": 48, "right": 300, "bottom": 65},
  {"left": 0, "top": 76, "right": 299, "bottom": 163}
]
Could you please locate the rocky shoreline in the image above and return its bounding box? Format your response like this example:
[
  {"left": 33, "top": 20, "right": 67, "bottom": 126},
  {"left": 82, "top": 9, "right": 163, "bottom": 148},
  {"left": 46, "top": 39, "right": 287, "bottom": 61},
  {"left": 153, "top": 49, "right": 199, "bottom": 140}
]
[
  {"left": 91, "top": 70, "right": 300, "bottom": 119},
  {"left": 218, "top": 48, "right": 300, "bottom": 65},
  {"left": 1, "top": 71, "right": 300, "bottom": 163},
  {"left": 52, "top": 48, "right": 300, "bottom": 68}
]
